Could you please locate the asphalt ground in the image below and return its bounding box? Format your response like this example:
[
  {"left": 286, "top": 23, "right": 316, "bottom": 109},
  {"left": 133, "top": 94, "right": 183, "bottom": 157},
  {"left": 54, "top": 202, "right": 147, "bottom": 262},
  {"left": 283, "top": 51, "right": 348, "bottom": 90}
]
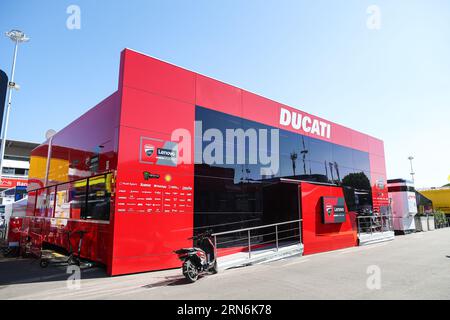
[{"left": 0, "top": 228, "right": 449, "bottom": 300}]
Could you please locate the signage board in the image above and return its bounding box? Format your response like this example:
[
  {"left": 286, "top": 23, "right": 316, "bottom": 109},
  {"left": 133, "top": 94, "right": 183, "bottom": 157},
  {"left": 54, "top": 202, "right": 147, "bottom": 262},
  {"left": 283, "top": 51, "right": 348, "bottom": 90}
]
[{"left": 321, "top": 196, "right": 346, "bottom": 224}]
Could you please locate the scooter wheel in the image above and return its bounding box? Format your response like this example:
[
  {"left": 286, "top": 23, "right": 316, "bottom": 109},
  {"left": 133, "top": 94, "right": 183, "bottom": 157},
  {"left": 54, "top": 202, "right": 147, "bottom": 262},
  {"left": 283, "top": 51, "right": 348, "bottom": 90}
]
[
  {"left": 40, "top": 259, "right": 49, "bottom": 268},
  {"left": 183, "top": 260, "right": 199, "bottom": 283}
]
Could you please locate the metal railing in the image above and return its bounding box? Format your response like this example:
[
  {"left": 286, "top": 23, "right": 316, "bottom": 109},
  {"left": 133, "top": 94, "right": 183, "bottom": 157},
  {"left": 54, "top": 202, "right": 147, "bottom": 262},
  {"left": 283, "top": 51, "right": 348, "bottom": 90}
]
[
  {"left": 356, "top": 214, "right": 393, "bottom": 237},
  {"left": 211, "top": 219, "right": 302, "bottom": 260}
]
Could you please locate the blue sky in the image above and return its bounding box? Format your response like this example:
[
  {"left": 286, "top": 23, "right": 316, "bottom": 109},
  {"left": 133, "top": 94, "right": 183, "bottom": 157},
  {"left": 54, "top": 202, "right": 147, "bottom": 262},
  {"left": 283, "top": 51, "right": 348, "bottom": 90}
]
[{"left": 0, "top": 0, "right": 449, "bottom": 188}]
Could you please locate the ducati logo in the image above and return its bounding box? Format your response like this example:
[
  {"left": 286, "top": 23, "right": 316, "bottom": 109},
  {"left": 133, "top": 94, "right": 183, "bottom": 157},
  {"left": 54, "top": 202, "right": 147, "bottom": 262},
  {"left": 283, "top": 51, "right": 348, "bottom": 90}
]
[
  {"left": 376, "top": 179, "right": 385, "bottom": 190},
  {"left": 144, "top": 144, "right": 155, "bottom": 157},
  {"left": 326, "top": 205, "right": 333, "bottom": 216}
]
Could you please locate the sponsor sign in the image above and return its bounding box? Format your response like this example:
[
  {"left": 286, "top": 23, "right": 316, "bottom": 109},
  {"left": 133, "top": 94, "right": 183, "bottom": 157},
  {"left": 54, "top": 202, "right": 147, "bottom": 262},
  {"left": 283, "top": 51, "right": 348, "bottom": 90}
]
[
  {"left": 321, "top": 196, "right": 346, "bottom": 224},
  {"left": 143, "top": 172, "right": 160, "bottom": 180},
  {"left": 140, "top": 137, "right": 178, "bottom": 167},
  {"left": 0, "top": 178, "right": 28, "bottom": 189},
  {"left": 144, "top": 144, "right": 155, "bottom": 157},
  {"left": 376, "top": 178, "right": 385, "bottom": 190}
]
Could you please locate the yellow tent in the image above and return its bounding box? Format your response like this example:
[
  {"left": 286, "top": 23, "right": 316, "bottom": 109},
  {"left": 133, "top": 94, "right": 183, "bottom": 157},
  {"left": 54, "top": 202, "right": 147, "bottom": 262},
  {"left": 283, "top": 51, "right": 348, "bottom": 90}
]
[{"left": 419, "top": 188, "right": 450, "bottom": 214}]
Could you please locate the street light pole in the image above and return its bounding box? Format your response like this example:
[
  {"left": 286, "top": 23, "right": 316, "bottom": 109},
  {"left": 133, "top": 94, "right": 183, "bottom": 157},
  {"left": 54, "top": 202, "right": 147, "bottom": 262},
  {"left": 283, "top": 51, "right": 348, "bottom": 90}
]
[
  {"left": 408, "top": 156, "right": 415, "bottom": 183},
  {"left": 0, "top": 30, "right": 29, "bottom": 182}
]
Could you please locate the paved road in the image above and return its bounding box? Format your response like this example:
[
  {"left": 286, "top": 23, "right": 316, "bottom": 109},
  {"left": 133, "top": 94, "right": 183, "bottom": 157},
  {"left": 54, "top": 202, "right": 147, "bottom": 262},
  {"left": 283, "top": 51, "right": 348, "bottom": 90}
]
[{"left": 1, "top": 229, "right": 449, "bottom": 300}]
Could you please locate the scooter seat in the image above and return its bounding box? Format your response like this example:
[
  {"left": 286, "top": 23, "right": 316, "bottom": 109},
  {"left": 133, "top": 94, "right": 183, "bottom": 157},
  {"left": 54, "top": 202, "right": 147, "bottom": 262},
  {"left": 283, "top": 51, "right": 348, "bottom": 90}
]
[{"left": 175, "top": 248, "right": 198, "bottom": 254}]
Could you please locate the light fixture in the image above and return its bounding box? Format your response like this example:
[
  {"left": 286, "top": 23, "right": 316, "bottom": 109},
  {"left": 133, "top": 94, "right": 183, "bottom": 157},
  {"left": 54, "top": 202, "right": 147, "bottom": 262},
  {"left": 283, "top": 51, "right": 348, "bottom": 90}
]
[{"left": 5, "top": 29, "right": 30, "bottom": 43}]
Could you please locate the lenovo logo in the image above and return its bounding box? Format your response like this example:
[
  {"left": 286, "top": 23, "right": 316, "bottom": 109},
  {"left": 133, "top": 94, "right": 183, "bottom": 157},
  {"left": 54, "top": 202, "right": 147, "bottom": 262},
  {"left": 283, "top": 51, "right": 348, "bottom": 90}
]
[
  {"left": 279, "top": 107, "right": 331, "bottom": 139},
  {"left": 157, "top": 148, "right": 176, "bottom": 158}
]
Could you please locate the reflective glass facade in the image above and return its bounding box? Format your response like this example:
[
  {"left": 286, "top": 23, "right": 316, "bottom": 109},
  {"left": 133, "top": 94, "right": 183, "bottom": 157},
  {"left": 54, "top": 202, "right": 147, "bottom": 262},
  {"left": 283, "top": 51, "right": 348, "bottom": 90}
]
[{"left": 194, "top": 106, "right": 373, "bottom": 235}]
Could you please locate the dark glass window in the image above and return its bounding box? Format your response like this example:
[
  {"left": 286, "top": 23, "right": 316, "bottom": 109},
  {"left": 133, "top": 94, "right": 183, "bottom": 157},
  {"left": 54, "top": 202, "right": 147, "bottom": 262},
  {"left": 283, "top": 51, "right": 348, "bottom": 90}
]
[
  {"left": 4, "top": 155, "right": 30, "bottom": 161},
  {"left": 15, "top": 168, "right": 26, "bottom": 176},
  {"left": 69, "top": 179, "right": 87, "bottom": 220},
  {"left": 352, "top": 149, "right": 370, "bottom": 172},
  {"left": 343, "top": 187, "right": 373, "bottom": 212},
  {"left": 279, "top": 132, "right": 310, "bottom": 179},
  {"left": 332, "top": 144, "right": 353, "bottom": 169},
  {"left": 196, "top": 108, "right": 246, "bottom": 183},
  {"left": 341, "top": 171, "right": 371, "bottom": 190},
  {"left": 336, "top": 166, "right": 355, "bottom": 183},
  {"left": 308, "top": 138, "right": 332, "bottom": 164},
  {"left": 277, "top": 155, "right": 309, "bottom": 179},
  {"left": 2, "top": 167, "right": 15, "bottom": 175},
  {"left": 342, "top": 171, "right": 373, "bottom": 211},
  {"left": 194, "top": 176, "right": 261, "bottom": 233},
  {"left": 195, "top": 105, "right": 373, "bottom": 236},
  {"left": 308, "top": 160, "right": 331, "bottom": 183},
  {"left": 279, "top": 130, "right": 302, "bottom": 156},
  {"left": 196, "top": 107, "right": 243, "bottom": 140},
  {"left": 84, "top": 173, "right": 112, "bottom": 221}
]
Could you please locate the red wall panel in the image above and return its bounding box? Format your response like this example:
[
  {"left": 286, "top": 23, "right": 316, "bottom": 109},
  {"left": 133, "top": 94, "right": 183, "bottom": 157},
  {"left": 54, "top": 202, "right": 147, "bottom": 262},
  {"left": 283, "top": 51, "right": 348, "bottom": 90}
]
[
  {"left": 368, "top": 136, "right": 385, "bottom": 157},
  {"left": 196, "top": 74, "right": 242, "bottom": 117},
  {"left": 301, "top": 182, "right": 358, "bottom": 255},
  {"left": 120, "top": 86, "right": 194, "bottom": 135},
  {"left": 351, "top": 131, "right": 370, "bottom": 153},
  {"left": 119, "top": 49, "right": 196, "bottom": 104},
  {"left": 242, "top": 91, "right": 284, "bottom": 130},
  {"left": 110, "top": 50, "right": 195, "bottom": 275}
]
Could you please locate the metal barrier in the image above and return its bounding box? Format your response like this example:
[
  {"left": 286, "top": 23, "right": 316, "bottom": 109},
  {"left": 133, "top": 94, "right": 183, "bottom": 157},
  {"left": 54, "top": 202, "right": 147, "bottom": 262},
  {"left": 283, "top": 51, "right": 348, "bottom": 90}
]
[
  {"left": 356, "top": 214, "right": 393, "bottom": 237},
  {"left": 211, "top": 219, "right": 302, "bottom": 260}
]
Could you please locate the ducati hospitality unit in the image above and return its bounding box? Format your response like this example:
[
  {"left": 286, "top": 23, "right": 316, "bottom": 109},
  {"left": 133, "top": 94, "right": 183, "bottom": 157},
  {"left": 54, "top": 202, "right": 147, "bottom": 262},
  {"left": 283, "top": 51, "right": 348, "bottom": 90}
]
[{"left": 21, "top": 49, "right": 392, "bottom": 276}]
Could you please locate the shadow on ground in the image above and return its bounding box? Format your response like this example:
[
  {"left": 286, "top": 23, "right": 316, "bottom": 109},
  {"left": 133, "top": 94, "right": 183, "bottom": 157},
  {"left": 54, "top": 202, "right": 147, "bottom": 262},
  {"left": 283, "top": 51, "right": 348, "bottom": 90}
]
[
  {"left": 0, "top": 256, "right": 106, "bottom": 286},
  {"left": 141, "top": 274, "right": 206, "bottom": 289}
]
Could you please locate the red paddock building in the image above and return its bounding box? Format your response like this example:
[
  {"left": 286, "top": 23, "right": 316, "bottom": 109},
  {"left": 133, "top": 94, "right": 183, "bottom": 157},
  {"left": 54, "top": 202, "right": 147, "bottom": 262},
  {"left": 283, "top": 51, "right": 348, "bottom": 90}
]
[{"left": 23, "top": 49, "right": 389, "bottom": 276}]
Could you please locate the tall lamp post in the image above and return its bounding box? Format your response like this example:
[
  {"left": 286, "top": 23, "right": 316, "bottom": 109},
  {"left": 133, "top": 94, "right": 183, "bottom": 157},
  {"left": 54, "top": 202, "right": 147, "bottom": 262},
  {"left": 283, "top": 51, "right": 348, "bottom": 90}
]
[
  {"left": 408, "top": 156, "right": 415, "bottom": 183},
  {"left": 0, "top": 30, "right": 29, "bottom": 181}
]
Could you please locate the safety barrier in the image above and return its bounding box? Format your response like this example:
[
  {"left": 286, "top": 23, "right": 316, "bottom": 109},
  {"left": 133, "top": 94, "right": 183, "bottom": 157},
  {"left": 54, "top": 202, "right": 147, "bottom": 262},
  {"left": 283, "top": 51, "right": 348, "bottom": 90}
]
[
  {"left": 356, "top": 213, "right": 395, "bottom": 246},
  {"left": 212, "top": 219, "right": 303, "bottom": 269},
  {"left": 356, "top": 214, "right": 394, "bottom": 237}
]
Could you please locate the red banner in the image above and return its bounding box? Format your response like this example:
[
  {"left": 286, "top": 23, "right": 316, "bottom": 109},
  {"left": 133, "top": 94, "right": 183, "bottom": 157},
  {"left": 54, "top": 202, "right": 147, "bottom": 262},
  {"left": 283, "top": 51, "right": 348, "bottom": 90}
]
[{"left": 0, "top": 177, "right": 28, "bottom": 189}]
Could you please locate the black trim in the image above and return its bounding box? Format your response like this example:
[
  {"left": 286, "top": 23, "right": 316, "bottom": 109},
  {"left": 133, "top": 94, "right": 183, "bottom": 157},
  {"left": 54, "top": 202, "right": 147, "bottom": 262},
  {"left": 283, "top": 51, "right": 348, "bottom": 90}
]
[
  {"left": 388, "top": 186, "right": 415, "bottom": 193},
  {"left": 387, "top": 179, "right": 412, "bottom": 184}
]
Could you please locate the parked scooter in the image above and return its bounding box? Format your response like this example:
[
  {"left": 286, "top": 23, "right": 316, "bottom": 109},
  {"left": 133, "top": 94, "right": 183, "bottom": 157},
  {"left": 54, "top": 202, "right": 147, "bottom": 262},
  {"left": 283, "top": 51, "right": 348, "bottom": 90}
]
[
  {"left": 174, "top": 230, "right": 218, "bottom": 283},
  {"left": 39, "top": 230, "right": 88, "bottom": 268}
]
